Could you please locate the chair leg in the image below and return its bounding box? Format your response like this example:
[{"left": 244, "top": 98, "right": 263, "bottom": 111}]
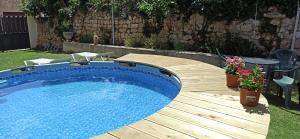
[
  {"left": 279, "top": 87, "right": 283, "bottom": 97},
  {"left": 265, "top": 70, "right": 274, "bottom": 94},
  {"left": 283, "top": 86, "right": 292, "bottom": 109},
  {"left": 275, "top": 85, "right": 283, "bottom": 97}
]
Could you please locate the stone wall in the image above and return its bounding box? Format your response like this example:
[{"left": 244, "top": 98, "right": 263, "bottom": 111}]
[
  {"left": 73, "top": 12, "right": 144, "bottom": 45},
  {"left": 37, "top": 10, "right": 300, "bottom": 54},
  {"left": 0, "top": 0, "right": 22, "bottom": 15},
  {"left": 63, "top": 41, "right": 223, "bottom": 67},
  {"left": 36, "top": 22, "right": 63, "bottom": 48}
]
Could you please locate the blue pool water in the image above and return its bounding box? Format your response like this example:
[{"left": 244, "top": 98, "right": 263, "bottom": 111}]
[{"left": 0, "top": 62, "right": 180, "bottom": 138}]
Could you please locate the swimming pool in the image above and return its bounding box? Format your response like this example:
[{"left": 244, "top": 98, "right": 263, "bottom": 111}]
[{"left": 0, "top": 61, "right": 181, "bottom": 138}]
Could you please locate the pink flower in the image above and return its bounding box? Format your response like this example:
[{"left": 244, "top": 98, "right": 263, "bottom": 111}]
[
  {"left": 263, "top": 79, "right": 266, "bottom": 84},
  {"left": 226, "top": 57, "right": 233, "bottom": 64},
  {"left": 225, "top": 56, "right": 245, "bottom": 75},
  {"left": 233, "top": 62, "right": 238, "bottom": 66},
  {"left": 233, "top": 56, "right": 239, "bottom": 61}
]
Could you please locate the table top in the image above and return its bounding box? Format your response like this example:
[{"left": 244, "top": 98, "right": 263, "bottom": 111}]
[
  {"left": 75, "top": 52, "right": 98, "bottom": 58},
  {"left": 28, "top": 58, "right": 54, "bottom": 65},
  {"left": 244, "top": 57, "right": 279, "bottom": 65}
]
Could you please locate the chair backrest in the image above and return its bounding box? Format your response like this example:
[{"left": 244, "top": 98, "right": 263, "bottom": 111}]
[
  {"left": 215, "top": 48, "right": 226, "bottom": 68},
  {"left": 271, "top": 49, "right": 297, "bottom": 70},
  {"left": 216, "top": 48, "right": 226, "bottom": 61}
]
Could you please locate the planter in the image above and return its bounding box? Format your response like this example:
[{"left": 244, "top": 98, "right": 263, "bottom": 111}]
[
  {"left": 63, "top": 32, "right": 74, "bottom": 41},
  {"left": 226, "top": 74, "right": 239, "bottom": 88},
  {"left": 239, "top": 88, "right": 261, "bottom": 107}
]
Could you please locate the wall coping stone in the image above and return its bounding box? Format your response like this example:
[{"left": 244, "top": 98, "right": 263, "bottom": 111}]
[{"left": 63, "top": 41, "right": 224, "bottom": 67}]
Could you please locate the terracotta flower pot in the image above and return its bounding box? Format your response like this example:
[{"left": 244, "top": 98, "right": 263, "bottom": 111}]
[
  {"left": 226, "top": 74, "right": 239, "bottom": 88},
  {"left": 239, "top": 88, "right": 261, "bottom": 107}
]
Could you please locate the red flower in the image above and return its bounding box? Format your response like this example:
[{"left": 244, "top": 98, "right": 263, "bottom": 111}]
[
  {"left": 237, "top": 68, "right": 252, "bottom": 77},
  {"left": 253, "top": 78, "right": 259, "bottom": 83},
  {"left": 242, "top": 69, "right": 252, "bottom": 77},
  {"left": 237, "top": 67, "right": 244, "bottom": 73}
]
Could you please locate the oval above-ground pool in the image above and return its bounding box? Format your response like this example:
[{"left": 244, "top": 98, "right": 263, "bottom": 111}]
[{"left": 0, "top": 61, "right": 181, "bottom": 138}]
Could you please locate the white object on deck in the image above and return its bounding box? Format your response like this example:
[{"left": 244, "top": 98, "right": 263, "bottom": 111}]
[
  {"left": 71, "top": 52, "right": 113, "bottom": 62},
  {"left": 24, "top": 58, "right": 55, "bottom": 66}
]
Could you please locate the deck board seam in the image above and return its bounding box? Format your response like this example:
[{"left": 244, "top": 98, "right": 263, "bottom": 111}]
[
  {"left": 164, "top": 106, "right": 268, "bottom": 135},
  {"left": 166, "top": 104, "right": 268, "bottom": 127},
  {"left": 179, "top": 94, "right": 260, "bottom": 111},
  {"left": 175, "top": 95, "right": 268, "bottom": 118},
  {"left": 107, "top": 133, "right": 121, "bottom": 139},
  {"left": 126, "top": 126, "right": 160, "bottom": 139},
  {"left": 172, "top": 100, "right": 267, "bottom": 125},
  {"left": 156, "top": 109, "right": 266, "bottom": 139},
  {"left": 143, "top": 118, "right": 204, "bottom": 139}
]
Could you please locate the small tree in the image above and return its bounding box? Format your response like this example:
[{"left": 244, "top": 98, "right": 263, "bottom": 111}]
[{"left": 138, "top": 0, "right": 175, "bottom": 34}]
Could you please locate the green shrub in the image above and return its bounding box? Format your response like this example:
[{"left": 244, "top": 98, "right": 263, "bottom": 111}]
[
  {"left": 174, "top": 42, "right": 187, "bottom": 51},
  {"left": 79, "top": 33, "right": 93, "bottom": 43},
  {"left": 144, "top": 34, "right": 161, "bottom": 49},
  {"left": 201, "top": 40, "right": 225, "bottom": 53},
  {"left": 98, "top": 29, "right": 111, "bottom": 44},
  {"left": 143, "top": 34, "right": 175, "bottom": 50},
  {"left": 200, "top": 33, "right": 263, "bottom": 57},
  {"left": 223, "top": 33, "right": 262, "bottom": 57},
  {"left": 160, "top": 41, "right": 174, "bottom": 50},
  {"left": 125, "top": 35, "right": 145, "bottom": 47}
]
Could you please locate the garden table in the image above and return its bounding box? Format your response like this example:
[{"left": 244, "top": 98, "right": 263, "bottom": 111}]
[
  {"left": 72, "top": 52, "right": 98, "bottom": 62},
  {"left": 24, "top": 58, "right": 55, "bottom": 66},
  {"left": 244, "top": 58, "right": 280, "bottom": 65},
  {"left": 244, "top": 57, "right": 280, "bottom": 93},
  {"left": 71, "top": 52, "right": 113, "bottom": 62}
]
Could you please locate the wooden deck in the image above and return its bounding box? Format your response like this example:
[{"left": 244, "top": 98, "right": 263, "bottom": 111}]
[{"left": 93, "top": 54, "right": 270, "bottom": 139}]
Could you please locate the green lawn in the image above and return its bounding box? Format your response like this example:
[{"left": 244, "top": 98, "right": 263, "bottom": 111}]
[
  {"left": 265, "top": 90, "right": 300, "bottom": 139},
  {"left": 0, "top": 50, "right": 69, "bottom": 71},
  {"left": 0, "top": 50, "right": 300, "bottom": 138}
]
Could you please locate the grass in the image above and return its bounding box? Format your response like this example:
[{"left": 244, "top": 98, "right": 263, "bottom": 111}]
[
  {"left": 0, "top": 50, "right": 69, "bottom": 71},
  {"left": 0, "top": 50, "right": 300, "bottom": 138},
  {"left": 0, "top": 49, "right": 114, "bottom": 71},
  {"left": 265, "top": 88, "right": 300, "bottom": 139}
]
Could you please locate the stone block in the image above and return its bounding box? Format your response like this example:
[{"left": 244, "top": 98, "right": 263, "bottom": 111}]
[{"left": 131, "top": 24, "right": 139, "bottom": 28}]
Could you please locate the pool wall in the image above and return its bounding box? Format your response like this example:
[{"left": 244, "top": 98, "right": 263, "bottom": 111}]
[{"left": 0, "top": 61, "right": 181, "bottom": 93}]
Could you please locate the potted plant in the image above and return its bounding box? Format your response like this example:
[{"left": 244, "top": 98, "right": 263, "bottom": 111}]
[
  {"left": 60, "top": 20, "right": 74, "bottom": 41},
  {"left": 225, "top": 56, "right": 245, "bottom": 88},
  {"left": 237, "top": 65, "right": 266, "bottom": 107}
]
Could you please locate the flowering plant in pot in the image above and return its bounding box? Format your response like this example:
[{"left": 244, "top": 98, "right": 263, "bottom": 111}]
[
  {"left": 225, "top": 56, "right": 245, "bottom": 88},
  {"left": 237, "top": 65, "right": 266, "bottom": 107}
]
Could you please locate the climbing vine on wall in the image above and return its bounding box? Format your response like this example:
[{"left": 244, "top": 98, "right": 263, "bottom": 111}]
[
  {"left": 22, "top": 0, "right": 299, "bottom": 55},
  {"left": 22, "top": 0, "right": 298, "bottom": 27}
]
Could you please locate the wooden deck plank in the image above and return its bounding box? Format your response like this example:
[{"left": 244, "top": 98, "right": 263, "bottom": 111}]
[
  {"left": 92, "top": 133, "right": 119, "bottom": 139},
  {"left": 166, "top": 101, "right": 268, "bottom": 135},
  {"left": 108, "top": 126, "right": 157, "bottom": 139},
  {"left": 174, "top": 96, "right": 269, "bottom": 124},
  {"left": 157, "top": 107, "right": 266, "bottom": 139},
  {"left": 180, "top": 91, "right": 269, "bottom": 111},
  {"left": 201, "top": 93, "right": 268, "bottom": 103},
  {"left": 146, "top": 113, "right": 232, "bottom": 139},
  {"left": 129, "top": 120, "right": 196, "bottom": 139},
  {"left": 94, "top": 54, "right": 271, "bottom": 139}
]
